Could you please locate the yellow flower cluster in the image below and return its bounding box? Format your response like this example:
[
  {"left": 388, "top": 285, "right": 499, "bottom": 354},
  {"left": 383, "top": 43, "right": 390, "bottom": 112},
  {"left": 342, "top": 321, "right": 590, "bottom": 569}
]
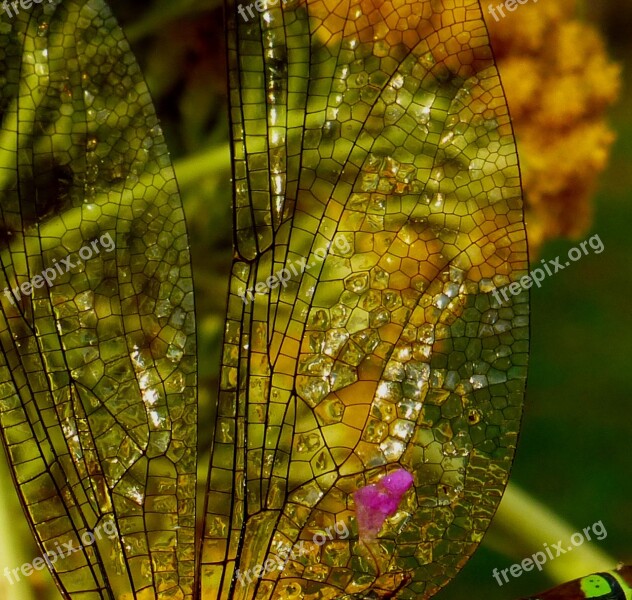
[
  {"left": 484, "top": 0, "right": 621, "bottom": 253},
  {"left": 304, "top": 0, "right": 619, "bottom": 253}
]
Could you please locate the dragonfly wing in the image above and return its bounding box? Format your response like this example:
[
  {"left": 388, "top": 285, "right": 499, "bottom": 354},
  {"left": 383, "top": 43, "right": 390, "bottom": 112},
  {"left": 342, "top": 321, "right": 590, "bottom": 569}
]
[
  {"left": 201, "top": 0, "right": 528, "bottom": 598},
  {"left": 0, "top": 2, "right": 196, "bottom": 598}
]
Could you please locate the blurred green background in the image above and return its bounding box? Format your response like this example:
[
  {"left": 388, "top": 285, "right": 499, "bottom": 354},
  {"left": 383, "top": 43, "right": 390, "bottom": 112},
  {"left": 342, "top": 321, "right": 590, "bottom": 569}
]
[{"left": 0, "top": 1, "right": 629, "bottom": 599}]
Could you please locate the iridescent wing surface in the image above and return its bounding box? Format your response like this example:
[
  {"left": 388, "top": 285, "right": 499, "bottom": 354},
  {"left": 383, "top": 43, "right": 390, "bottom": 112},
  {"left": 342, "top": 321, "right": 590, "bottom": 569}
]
[
  {"left": 201, "top": 0, "right": 528, "bottom": 598},
  {"left": 0, "top": 1, "right": 196, "bottom": 598}
]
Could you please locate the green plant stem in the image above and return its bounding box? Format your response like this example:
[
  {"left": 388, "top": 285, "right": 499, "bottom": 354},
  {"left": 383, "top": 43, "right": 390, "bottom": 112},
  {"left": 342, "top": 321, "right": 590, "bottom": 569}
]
[
  {"left": 485, "top": 482, "right": 616, "bottom": 585},
  {"left": 173, "top": 145, "right": 231, "bottom": 189},
  {"left": 0, "top": 454, "right": 37, "bottom": 600}
]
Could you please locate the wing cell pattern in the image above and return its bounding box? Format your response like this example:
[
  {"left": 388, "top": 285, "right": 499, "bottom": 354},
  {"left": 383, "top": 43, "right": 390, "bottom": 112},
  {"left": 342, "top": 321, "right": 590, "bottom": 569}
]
[
  {"left": 0, "top": 1, "right": 196, "bottom": 598},
  {"left": 202, "top": 0, "right": 528, "bottom": 599}
]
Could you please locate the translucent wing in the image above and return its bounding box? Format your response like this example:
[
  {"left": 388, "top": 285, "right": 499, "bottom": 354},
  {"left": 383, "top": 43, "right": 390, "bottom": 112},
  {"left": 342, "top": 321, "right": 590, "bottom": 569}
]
[
  {"left": 201, "top": 0, "right": 528, "bottom": 598},
  {"left": 0, "top": 1, "right": 196, "bottom": 598}
]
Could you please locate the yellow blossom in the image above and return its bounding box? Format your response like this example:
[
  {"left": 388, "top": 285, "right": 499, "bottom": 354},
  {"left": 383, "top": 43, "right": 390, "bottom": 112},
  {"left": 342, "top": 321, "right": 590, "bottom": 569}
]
[{"left": 485, "top": 0, "right": 621, "bottom": 252}]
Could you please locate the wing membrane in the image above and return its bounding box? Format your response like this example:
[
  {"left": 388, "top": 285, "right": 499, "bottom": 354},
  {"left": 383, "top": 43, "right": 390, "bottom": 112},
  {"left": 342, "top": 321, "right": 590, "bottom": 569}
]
[
  {"left": 202, "top": 0, "right": 528, "bottom": 598},
  {"left": 0, "top": 2, "right": 196, "bottom": 598}
]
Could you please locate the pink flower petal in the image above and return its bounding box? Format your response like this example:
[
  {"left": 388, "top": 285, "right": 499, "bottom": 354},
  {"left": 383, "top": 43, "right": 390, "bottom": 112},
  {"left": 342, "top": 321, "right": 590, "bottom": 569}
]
[
  {"left": 381, "top": 469, "right": 414, "bottom": 496},
  {"left": 353, "top": 469, "right": 414, "bottom": 538}
]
